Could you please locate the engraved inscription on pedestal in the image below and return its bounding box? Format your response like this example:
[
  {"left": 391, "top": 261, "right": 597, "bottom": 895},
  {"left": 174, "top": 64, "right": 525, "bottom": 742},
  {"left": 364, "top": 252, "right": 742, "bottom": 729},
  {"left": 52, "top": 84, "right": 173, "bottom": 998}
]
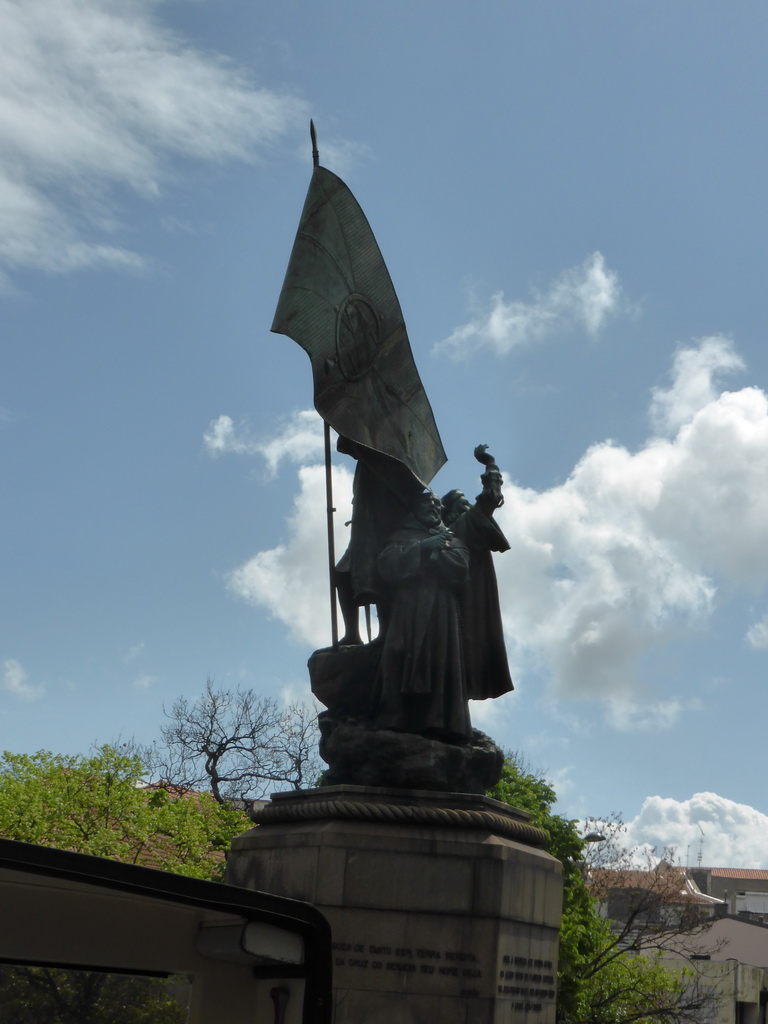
[
  {"left": 497, "top": 953, "right": 557, "bottom": 1016},
  {"left": 330, "top": 940, "right": 557, "bottom": 1013},
  {"left": 332, "top": 941, "right": 484, "bottom": 997},
  {"left": 323, "top": 921, "right": 558, "bottom": 1020}
]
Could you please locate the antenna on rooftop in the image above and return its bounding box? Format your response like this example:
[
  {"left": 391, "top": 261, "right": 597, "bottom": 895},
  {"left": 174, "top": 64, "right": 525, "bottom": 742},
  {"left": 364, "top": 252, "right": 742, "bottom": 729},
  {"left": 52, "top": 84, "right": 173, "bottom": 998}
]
[{"left": 697, "top": 824, "right": 705, "bottom": 868}]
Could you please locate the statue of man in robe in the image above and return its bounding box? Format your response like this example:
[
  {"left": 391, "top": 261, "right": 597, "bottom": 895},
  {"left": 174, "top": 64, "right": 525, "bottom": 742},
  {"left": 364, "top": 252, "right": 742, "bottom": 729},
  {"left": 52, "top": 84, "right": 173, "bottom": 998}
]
[
  {"left": 441, "top": 445, "right": 514, "bottom": 703},
  {"left": 372, "top": 492, "right": 472, "bottom": 742}
]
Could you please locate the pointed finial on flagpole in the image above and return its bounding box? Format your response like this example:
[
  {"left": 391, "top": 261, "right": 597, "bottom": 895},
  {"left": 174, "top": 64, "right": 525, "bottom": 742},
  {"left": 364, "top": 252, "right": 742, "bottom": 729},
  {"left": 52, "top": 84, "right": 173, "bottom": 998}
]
[{"left": 310, "top": 120, "right": 319, "bottom": 168}]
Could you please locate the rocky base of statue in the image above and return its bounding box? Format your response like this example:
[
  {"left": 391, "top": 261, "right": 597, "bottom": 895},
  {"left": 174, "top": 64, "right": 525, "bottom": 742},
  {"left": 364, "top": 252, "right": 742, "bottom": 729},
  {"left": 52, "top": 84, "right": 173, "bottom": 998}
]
[
  {"left": 310, "top": 645, "right": 507, "bottom": 794},
  {"left": 318, "top": 714, "right": 504, "bottom": 793}
]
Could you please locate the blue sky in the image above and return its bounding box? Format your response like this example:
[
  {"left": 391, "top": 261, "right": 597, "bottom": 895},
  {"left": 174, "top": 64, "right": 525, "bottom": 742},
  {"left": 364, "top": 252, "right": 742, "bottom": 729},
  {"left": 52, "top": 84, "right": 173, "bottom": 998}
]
[{"left": 3, "top": 0, "right": 768, "bottom": 866}]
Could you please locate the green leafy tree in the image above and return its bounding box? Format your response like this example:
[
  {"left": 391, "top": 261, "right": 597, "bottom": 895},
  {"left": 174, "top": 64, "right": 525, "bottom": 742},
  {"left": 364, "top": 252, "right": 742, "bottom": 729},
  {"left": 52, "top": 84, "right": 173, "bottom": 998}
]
[
  {"left": 0, "top": 745, "right": 250, "bottom": 879},
  {"left": 489, "top": 758, "right": 714, "bottom": 1024}
]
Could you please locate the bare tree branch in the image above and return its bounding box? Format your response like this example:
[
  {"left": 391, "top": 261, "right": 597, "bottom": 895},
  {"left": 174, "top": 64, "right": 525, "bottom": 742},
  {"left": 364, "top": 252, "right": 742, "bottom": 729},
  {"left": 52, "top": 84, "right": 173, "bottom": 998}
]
[{"left": 142, "top": 680, "right": 323, "bottom": 805}]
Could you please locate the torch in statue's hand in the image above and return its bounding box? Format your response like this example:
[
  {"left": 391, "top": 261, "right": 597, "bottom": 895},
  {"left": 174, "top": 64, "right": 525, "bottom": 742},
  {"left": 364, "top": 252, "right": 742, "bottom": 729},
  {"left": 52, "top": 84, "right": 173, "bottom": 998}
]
[
  {"left": 474, "top": 444, "right": 504, "bottom": 512},
  {"left": 474, "top": 444, "right": 493, "bottom": 466}
]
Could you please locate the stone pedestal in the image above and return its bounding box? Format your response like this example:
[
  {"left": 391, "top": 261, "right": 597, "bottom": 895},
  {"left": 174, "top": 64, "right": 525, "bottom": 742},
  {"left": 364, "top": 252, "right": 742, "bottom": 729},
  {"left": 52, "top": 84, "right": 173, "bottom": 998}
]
[{"left": 227, "top": 786, "right": 563, "bottom": 1024}]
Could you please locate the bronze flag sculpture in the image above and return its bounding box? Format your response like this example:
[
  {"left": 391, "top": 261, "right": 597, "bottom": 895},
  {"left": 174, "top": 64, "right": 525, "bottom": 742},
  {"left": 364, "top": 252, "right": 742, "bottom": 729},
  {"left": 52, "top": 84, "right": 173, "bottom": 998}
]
[{"left": 271, "top": 125, "right": 446, "bottom": 500}]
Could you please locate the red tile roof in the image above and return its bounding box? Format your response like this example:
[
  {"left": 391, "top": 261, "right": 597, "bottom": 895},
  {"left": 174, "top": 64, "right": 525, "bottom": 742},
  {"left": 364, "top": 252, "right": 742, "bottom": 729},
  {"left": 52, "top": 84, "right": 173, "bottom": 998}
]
[{"left": 709, "top": 869, "right": 768, "bottom": 880}]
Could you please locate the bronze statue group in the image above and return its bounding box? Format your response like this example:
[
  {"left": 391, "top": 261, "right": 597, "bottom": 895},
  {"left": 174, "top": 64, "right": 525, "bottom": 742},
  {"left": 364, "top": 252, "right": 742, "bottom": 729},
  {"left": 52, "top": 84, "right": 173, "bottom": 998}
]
[
  {"left": 335, "top": 445, "right": 513, "bottom": 746},
  {"left": 270, "top": 140, "right": 513, "bottom": 760}
]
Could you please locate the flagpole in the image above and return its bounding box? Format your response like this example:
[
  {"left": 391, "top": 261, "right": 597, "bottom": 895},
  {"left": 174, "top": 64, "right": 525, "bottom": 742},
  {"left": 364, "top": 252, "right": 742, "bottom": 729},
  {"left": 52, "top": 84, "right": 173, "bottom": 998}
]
[
  {"left": 310, "top": 119, "right": 319, "bottom": 168},
  {"left": 324, "top": 419, "right": 339, "bottom": 651},
  {"left": 311, "top": 121, "right": 338, "bottom": 650}
]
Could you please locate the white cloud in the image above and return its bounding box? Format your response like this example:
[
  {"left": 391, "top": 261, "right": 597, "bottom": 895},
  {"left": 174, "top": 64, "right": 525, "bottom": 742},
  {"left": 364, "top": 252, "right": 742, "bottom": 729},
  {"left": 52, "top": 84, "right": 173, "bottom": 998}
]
[
  {"left": 227, "top": 338, "right": 768, "bottom": 728},
  {"left": 204, "top": 415, "right": 256, "bottom": 457},
  {"left": 123, "top": 641, "right": 145, "bottom": 663},
  {"left": 493, "top": 451, "right": 715, "bottom": 724},
  {"left": 746, "top": 613, "right": 768, "bottom": 650},
  {"left": 469, "top": 690, "right": 515, "bottom": 732},
  {"left": 0, "top": 0, "right": 306, "bottom": 280},
  {"left": 488, "top": 337, "right": 768, "bottom": 723},
  {"left": 203, "top": 409, "right": 324, "bottom": 477},
  {"left": 133, "top": 673, "right": 158, "bottom": 690},
  {"left": 2, "top": 658, "right": 42, "bottom": 701},
  {"left": 605, "top": 696, "right": 699, "bottom": 733},
  {"left": 434, "top": 252, "right": 622, "bottom": 359},
  {"left": 623, "top": 792, "right": 768, "bottom": 869},
  {"left": 649, "top": 335, "right": 745, "bottom": 435},
  {"left": 278, "top": 681, "right": 322, "bottom": 718},
  {"left": 226, "top": 462, "right": 354, "bottom": 647}
]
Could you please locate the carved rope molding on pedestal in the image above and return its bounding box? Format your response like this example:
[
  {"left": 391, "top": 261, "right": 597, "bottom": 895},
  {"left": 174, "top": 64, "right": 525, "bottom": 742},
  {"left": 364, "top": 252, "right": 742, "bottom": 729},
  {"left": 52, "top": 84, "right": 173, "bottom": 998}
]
[{"left": 254, "top": 799, "right": 549, "bottom": 848}]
